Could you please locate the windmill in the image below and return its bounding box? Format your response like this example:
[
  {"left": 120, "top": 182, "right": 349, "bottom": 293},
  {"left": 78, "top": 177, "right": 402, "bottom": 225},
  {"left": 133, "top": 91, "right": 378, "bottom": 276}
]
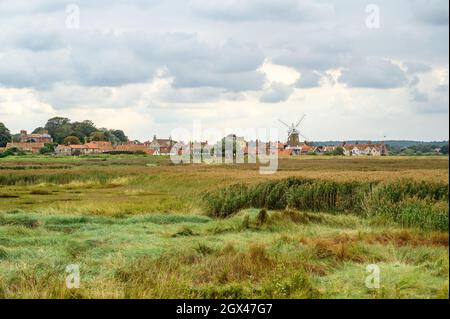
[{"left": 278, "top": 115, "right": 308, "bottom": 148}]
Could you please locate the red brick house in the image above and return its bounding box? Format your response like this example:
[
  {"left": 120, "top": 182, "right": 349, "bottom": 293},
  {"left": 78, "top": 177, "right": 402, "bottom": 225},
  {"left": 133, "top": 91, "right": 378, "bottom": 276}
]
[{"left": 5, "top": 142, "right": 45, "bottom": 154}]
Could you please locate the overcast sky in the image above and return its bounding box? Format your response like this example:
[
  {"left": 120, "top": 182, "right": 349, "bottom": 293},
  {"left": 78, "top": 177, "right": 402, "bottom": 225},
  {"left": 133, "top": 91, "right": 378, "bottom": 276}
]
[{"left": 0, "top": 0, "right": 448, "bottom": 142}]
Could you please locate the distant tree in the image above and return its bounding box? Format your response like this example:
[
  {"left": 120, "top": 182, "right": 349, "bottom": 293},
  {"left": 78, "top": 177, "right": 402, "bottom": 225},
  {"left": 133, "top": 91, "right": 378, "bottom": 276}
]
[
  {"left": 71, "top": 121, "right": 97, "bottom": 140},
  {"left": 11, "top": 134, "right": 21, "bottom": 143},
  {"left": 440, "top": 144, "right": 449, "bottom": 155},
  {"left": 63, "top": 136, "right": 81, "bottom": 145},
  {"left": 32, "top": 127, "right": 46, "bottom": 134},
  {"left": 333, "top": 146, "right": 345, "bottom": 156},
  {"left": 68, "top": 131, "right": 87, "bottom": 144},
  {"left": 54, "top": 125, "right": 73, "bottom": 144},
  {"left": 39, "top": 143, "right": 57, "bottom": 155},
  {"left": 0, "top": 122, "right": 12, "bottom": 147},
  {"left": 40, "top": 117, "right": 129, "bottom": 145},
  {"left": 44, "top": 117, "right": 71, "bottom": 136},
  {"left": 400, "top": 148, "right": 415, "bottom": 156},
  {"left": 89, "top": 131, "right": 107, "bottom": 141},
  {"left": 45, "top": 117, "right": 72, "bottom": 144},
  {"left": 102, "top": 130, "right": 119, "bottom": 145},
  {"left": 110, "top": 129, "right": 128, "bottom": 143}
]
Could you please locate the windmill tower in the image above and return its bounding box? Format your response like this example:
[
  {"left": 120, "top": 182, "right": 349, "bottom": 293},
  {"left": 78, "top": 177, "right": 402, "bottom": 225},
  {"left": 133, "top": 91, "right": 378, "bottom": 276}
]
[{"left": 278, "top": 115, "right": 307, "bottom": 149}]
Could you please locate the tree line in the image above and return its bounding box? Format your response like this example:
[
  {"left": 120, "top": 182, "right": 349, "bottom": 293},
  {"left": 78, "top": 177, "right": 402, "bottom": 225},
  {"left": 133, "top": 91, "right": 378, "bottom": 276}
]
[{"left": 0, "top": 117, "right": 129, "bottom": 151}]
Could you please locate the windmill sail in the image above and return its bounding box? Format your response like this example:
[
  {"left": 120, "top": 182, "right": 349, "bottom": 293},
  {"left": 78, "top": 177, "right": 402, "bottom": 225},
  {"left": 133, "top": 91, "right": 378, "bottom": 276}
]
[{"left": 279, "top": 115, "right": 307, "bottom": 148}]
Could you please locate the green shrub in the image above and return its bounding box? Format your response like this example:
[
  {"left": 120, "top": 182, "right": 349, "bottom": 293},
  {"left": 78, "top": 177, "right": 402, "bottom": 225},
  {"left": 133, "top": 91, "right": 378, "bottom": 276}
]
[{"left": 0, "top": 147, "right": 26, "bottom": 158}]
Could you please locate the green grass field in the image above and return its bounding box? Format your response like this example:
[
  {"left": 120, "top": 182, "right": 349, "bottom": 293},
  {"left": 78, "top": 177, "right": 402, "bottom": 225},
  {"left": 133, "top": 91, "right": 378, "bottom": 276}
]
[{"left": 0, "top": 155, "right": 448, "bottom": 298}]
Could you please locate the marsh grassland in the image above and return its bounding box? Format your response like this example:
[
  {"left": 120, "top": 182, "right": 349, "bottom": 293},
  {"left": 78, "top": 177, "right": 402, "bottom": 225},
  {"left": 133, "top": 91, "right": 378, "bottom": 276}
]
[{"left": 0, "top": 155, "right": 448, "bottom": 298}]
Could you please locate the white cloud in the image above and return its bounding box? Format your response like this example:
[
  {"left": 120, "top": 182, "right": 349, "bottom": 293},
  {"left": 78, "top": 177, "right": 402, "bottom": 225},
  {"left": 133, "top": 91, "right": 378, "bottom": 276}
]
[
  {"left": 0, "top": 0, "right": 448, "bottom": 141},
  {"left": 260, "top": 82, "right": 294, "bottom": 103}
]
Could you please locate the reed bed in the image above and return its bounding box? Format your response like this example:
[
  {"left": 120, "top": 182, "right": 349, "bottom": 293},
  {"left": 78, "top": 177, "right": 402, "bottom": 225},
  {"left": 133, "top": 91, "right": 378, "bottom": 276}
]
[{"left": 202, "top": 178, "right": 449, "bottom": 231}]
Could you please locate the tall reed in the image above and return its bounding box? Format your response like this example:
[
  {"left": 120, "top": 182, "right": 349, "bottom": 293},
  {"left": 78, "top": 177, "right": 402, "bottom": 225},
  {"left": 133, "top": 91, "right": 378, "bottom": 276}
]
[{"left": 202, "top": 177, "right": 449, "bottom": 231}]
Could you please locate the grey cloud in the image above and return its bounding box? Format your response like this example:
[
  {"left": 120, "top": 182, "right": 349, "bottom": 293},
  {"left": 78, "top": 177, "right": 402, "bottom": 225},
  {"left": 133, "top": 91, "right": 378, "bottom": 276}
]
[
  {"left": 413, "top": 96, "right": 449, "bottom": 114},
  {"left": 173, "top": 68, "right": 265, "bottom": 91},
  {"left": 190, "top": 0, "right": 334, "bottom": 22},
  {"left": 295, "top": 70, "right": 322, "bottom": 88},
  {"left": 404, "top": 62, "right": 432, "bottom": 74},
  {"left": 273, "top": 45, "right": 346, "bottom": 72},
  {"left": 403, "top": 62, "right": 432, "bottom": 87},
  {"left": 339, "top": 58, "right": 409, "bottom": 89},
  {"left": 0, "top": 50, "right": 70, "bottom": 89},
  {"left": 410, "top": 82, "right": 449, "bottom": 114},
  {"left": 410, "top": 88, "right": 429, "bottom": 102},
  {"left": 411, "top": 0, "right": 449, "bottom": 26},
  {"left": 157, "top": 86, "right": 244, "bottom": 104},
  {"left": 435, "top": 84, "right": 449, "bottom": 93},
  {"left": 409, "top": 76, "right": 421, "bottom": 87},
  {"left": 260, "top": 82, "right": 294, "bottom": 103},
  {"left": 0, "top": 0, "right": 161, "bottom": 16},
  {"left": 0, "top": 30, "right": 265, "bottom": 91},
  {"left": 37, "top": 85, "right": 115, "bottom": 109}
]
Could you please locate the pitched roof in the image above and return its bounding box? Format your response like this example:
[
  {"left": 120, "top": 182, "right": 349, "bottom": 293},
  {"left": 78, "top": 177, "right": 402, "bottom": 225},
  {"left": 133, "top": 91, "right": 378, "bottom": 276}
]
[
  {"left": 56, "top": 144, "right": 71, "bottom": 149},
  {"left": 275, "top": 142, "right": 285, "bottom": 150},
  {"left": 115, "top": 144, "right": 154, "bottom": 152},
  {"left": 343, "top": 143, "right": 385, "bottom": 151},
  {"left": 69, "top": 144, "right": 99, "bottom": 149},
  {"left": 278, "top": 149, "right": 293, "bottom": 156},
  {"left": 155, "top": 139, "right": 173, "bottom": 147}
]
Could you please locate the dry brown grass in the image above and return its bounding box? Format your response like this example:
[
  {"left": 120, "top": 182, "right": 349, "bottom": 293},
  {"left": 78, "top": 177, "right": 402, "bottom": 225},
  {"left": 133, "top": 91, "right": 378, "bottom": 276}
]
[{"left": 299, "top": 230, "right": 449, "bottom": 248}]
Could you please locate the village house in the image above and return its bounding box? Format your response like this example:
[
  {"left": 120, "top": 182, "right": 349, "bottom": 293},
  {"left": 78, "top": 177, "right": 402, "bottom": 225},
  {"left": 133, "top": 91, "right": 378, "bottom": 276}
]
[
  {"left": 342, "top": 143, "right": 388, "bottom": 156},
  {"left": 54, "top": 144, "right": 72, "bottom": 156},
  {"left": 273, "top": 141, "right": 313, "bottom": 156},
  {"left": 298, "top": 143, "right": 314, "bottom": 155},
  {"left": 245, "top": 140, "right": 272, "bottom": 156},
  {"left": 55, "top": 143, "right": 100, "bottom": 155},
  {"left": 0, "top": 129, "right": 53, "bottom": 154},
  {"left": 189, "top": 141, "right": 210, "bottom": 158},
  {"left": 312, "top": 145, "right": 338, "bottom": 155},
  {"left": 5, "top": 142, "right": 45, "bottom": 154},
  {"left": 147, "top": 136, "right": 177, "bottom": 155},
  {"left": 114, "top": 143, "right": 155, "bottom": 155},
  {"left": 278, "top": 148, "right": 293, "bottom": 156},
  {"left": 273, "top": 142, "right": 287, "bottom": 155},
  {"left": 18, "top": 130, "right": 53, "bottom": 143},
  {"left": 213, "top": 135, "right": 247, "bottom": 158},
  {"left": 234, "top": 136, "right": 247, "bottom": 153},
  {"left": 91, "top": 141, "right": 114, "bottom": 153}
]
